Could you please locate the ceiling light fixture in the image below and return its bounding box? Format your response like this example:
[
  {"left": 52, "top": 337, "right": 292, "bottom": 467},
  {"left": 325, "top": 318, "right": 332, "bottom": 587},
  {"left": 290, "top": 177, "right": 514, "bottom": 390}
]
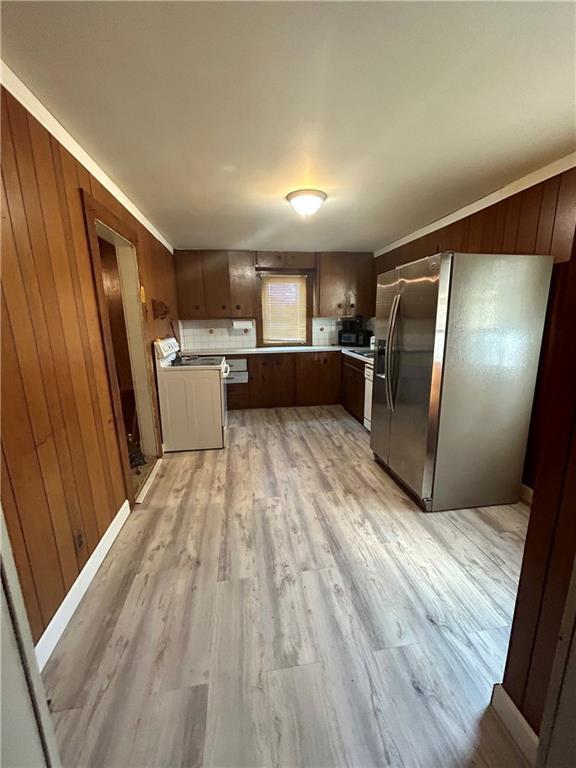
[{"left": 286, "top": 189, "right": 327, "bottom": 217}]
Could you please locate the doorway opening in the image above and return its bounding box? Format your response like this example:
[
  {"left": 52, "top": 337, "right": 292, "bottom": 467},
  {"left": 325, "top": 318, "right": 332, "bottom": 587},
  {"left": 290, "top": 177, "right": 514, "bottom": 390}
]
[{"left": 95, "top": 223, "right": 158, "bottom": 498}]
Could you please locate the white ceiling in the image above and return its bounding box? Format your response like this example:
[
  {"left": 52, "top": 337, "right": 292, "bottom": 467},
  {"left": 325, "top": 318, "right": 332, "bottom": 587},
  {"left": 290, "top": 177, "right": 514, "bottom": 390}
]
[{"left": 2, "top": 2, "right": 574, "bottom": 252}]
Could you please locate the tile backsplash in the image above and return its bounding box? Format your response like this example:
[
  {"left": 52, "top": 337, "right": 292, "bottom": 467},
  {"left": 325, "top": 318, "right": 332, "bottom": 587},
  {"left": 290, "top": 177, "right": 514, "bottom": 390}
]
[
  {"left": 312, "top": 318, "right": 339, "bottom": 346},
  {"left": 179, "top": 319, "right": 257, "bottom": 351},
  {"left": 179, "top": 317, "right": 375, "bottom": 351}
]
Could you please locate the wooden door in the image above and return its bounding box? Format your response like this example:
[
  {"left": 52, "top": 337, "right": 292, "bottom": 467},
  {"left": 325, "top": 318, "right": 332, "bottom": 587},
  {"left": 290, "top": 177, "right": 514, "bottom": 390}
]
[
  {"left": 203, "top": 251, "right": 232, "bottom": 317},
  {"left": 342, "top": 357, "right": 365, "bottom": 423},
  {"left": 249, "top": 354, "right": 296, "bottom": 408},
  {"left": 295, "top": 352, "right": 341, "bottom": 405},
  {"left": 174, "top": 250, "right": 205, "bottom": 318},
  {"left": 229, "top": 251, "right": 257, "bottom": 318}
]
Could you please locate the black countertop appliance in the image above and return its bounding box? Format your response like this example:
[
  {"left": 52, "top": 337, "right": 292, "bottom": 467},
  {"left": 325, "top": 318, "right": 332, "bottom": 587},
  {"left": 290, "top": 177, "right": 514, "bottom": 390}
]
[{"left": 338, "top": 315, "right": 373, "bottom": 347}]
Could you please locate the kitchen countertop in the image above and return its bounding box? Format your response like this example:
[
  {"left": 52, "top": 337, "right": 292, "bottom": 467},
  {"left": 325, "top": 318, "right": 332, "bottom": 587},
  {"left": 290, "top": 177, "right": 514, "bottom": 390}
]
[
  {"left": 182, "top": 345, "right": 341, "bottom": 355},
  {"left": 181, "top": 345, "right": 374, "bottom": 364},
  {"left": 341, "top": 347, "right": 374, "bottom": 364}
]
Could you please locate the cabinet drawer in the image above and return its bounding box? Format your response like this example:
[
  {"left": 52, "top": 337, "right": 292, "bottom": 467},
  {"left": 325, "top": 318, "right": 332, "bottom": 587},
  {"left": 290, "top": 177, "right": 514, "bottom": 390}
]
[
  {"left": 226, "top": 371, "right": 249, "bottom": 384},
  {"left": 226, "top": 358, "right": 248, "bottom": 372}
]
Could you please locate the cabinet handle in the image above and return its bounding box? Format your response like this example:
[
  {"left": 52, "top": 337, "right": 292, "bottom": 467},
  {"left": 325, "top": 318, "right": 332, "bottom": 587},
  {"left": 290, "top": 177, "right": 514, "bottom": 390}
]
[
  {"left": 337, "top": 303, "right": 342, "bottom": 309},
  {"left": 350, "top": 303, "right": 355, "bottom": 309},
  {"left": 221, "top": 305, "right": 227, "bottom": 310},
  {"left": 235, "top": 304, "right": 241, "bottom": 310},
  {"left": 194, "top": 305, "right": 200, "bottom": 310}
]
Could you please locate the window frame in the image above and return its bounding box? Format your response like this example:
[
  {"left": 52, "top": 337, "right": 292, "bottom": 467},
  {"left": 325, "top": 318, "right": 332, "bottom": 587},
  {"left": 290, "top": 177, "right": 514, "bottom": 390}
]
[{"left": 256, "top": 270, "right": 314, "bottom": 347}]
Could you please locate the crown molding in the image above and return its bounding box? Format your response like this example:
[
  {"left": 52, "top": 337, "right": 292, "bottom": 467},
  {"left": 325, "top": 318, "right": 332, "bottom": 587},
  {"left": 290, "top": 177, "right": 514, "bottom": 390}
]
[
  {"left": 374, "top": 153, "right": 576, "bottom": 257},
  {"left": 1, "top": 60, "right": 173, "bottom": 253}
]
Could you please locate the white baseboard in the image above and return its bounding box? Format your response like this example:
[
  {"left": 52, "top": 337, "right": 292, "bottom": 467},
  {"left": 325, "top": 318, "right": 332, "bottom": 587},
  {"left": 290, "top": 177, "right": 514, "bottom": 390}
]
[
  {"left": 520, "top": 484, "right": 534, "bottom": 505},
  {"left": 135, "top": 458, "right": 162, "bottom": 504},
  {"left": 35, "top": 499, "right": 131, "bottom": 671},
  {"left": 491, "top": 683, "right": 539, "bottom": 765}
]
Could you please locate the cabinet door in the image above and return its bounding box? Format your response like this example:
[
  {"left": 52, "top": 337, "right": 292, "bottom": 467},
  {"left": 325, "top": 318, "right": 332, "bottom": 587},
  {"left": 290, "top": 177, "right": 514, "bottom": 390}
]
[
  {"left": 229, "top": 252, "right": 257, "bottom": 318},
  {"left": 318, "top": 252, "right": 375, "bottom": 317},
  {"left": 342, "top": 359, "right": 365, "bottom": 423},
  {"left": 249, "top": 354, "right": 295, "bottom": 408},
  {"left": 318, "top": 253, "right": 349, "bottom": 316},
  {"left": 202, "top": 251, "right": 232, "bottom": 318},
  {"left": 226, "top": 384, "right": 250, "bottom": 410},
  {"left": 248, "top": 355, "right": 265, "bottom": 408},
  {"left": 285, "top": 252, "right": 317, "bottom": 269},
  {"left": 295, "top": 353, "right": 341, "bottom": 405},
  {"left": 349, "top": 254, "right": 376, "bottom": 316},
  {"left": 174, "top": 251, "right": 206, "bottom": 319},
  {"left": 269, "top": 354, "right": 296, "bottom": 406},
  {"left": 256, "top": 252, "right": 285, "bottom": 269}
]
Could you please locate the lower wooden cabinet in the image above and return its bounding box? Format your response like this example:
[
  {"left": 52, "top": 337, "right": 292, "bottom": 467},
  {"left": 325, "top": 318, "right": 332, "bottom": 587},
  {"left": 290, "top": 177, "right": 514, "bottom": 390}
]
[
  {"left": 226, "top": 385, "right": 250, "bottom": 411},
  {"left": 342, "top": 355, "right": 365, "bottom": 423},
  {"left": 248, "top": 354, "right": 296, "bottom": 408},
  {"left": 226, "top": 351, "right": 360, "bottom": 414},
  {"left": 295, "top": 352, "right": 341, "bottom": 406}
]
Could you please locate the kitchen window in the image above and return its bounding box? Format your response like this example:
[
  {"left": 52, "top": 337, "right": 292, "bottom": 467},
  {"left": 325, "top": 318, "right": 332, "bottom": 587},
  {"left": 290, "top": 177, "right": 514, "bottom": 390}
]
[{"left": 260, "top": 274, "right": 310, "bottom": 345}]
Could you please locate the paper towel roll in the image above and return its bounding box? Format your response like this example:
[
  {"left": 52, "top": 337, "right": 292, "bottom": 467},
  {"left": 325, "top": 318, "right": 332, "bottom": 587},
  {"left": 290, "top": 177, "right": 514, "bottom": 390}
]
[{"left": 231, "top": 319, "right": 253, "bottom": 331}]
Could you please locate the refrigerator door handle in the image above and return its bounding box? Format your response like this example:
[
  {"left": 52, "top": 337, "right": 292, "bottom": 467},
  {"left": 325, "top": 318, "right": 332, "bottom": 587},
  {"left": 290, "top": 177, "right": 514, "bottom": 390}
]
[
  {"left": 386, "top": 294, "right": 400, "bottom": 411},
  {"left": 384, "top": 295, "right": 396, "bottom": 410}
]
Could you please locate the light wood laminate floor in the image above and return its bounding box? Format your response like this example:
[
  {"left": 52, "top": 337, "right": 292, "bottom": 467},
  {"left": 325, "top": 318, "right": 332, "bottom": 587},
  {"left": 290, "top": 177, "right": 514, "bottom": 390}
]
[{"left": 44, "top": 406, "right": 529, "bottom": 768}]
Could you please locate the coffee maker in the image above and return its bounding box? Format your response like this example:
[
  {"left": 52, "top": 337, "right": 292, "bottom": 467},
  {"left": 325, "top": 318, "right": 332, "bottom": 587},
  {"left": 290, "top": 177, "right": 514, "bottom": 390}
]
[{"left": 337, "top": 315, "right": 373, "bottom": 347}]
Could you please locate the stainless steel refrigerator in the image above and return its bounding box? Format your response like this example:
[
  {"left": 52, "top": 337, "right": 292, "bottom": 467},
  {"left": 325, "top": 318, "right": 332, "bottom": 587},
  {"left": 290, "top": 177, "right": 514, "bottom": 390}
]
[{"left": 370, "top": 252, "right": 552, "bottom": 511}]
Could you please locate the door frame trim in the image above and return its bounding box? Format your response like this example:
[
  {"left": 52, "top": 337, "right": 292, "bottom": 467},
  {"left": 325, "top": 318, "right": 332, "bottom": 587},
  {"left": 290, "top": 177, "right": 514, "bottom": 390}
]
[{"left": 81, "top": 189, "right": 139, "bottom": 506}]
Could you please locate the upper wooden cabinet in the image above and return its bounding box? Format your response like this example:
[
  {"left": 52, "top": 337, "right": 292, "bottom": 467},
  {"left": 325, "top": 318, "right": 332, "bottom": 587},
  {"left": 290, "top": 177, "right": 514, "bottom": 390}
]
[
  {"left": 318, "top": 252, "right": 375, "bottom": 317},
  {"left": 174, "top": 250, "right": 206, "bottom": 319},
  {"left": 228, "top": 251, "right": 257, "bottom": 317},
  {"left": 175, "top": 249, "right": 374, "bottom": 320},
  {"left": 175, "top": 250, "right": 257, "bottom": 319},
  {"left": 202, "top": 251, "right": 232, "bottom": 318},
  {"left": 256, "top": 252, "right": 316, "bottom": 269}
]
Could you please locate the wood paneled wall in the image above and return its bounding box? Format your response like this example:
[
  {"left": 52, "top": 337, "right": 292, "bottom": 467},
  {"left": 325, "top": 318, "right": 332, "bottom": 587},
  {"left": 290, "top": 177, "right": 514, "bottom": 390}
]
[
  {"left": 503, "top": 256, "right": 576, "bottom": 734},
  {"left": 1, "top": 88, "right": 177, "bottom": 641},
  {"left": 375, "top": 168, "right": 576, "bottom": 487}
]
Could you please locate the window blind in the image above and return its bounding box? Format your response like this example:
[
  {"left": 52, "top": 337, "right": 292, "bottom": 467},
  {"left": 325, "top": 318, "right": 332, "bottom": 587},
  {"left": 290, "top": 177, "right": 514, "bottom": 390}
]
[{"left": 261, "top": 274, "right": 307, "bottom": 344}]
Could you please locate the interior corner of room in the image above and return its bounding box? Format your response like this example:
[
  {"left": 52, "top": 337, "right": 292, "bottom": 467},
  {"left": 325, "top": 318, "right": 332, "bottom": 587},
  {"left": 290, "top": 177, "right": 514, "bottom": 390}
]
[{"left": 1, "top": 3, "right": 575, "bottom": 767}]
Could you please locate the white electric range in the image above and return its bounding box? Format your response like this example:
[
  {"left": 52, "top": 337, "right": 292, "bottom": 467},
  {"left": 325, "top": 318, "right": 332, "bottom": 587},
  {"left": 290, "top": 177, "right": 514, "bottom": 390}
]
[{"left": 154, "top": 337, "right": 230, "bottom": 451}]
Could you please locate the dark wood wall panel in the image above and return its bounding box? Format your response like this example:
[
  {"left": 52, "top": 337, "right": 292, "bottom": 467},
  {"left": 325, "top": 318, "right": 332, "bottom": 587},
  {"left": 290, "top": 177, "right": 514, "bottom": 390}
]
[
  {"left": 375, "top": 167, "right": 576, "bottom": 488},
  {"left": 1, "top": 87, "right": 178, "bottom": 641},
  {"left": 503, "top": 258, "right": 576, "bottom": 734}
]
